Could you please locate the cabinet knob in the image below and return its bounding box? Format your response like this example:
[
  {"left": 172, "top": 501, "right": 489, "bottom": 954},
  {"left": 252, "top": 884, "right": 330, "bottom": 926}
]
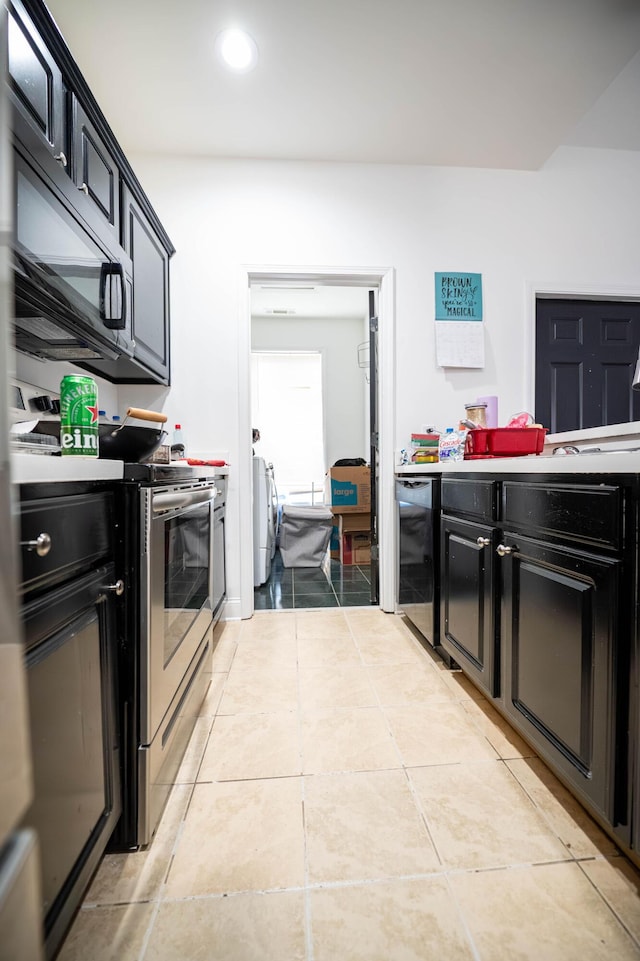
[
  {"left": 476, "top": 536, "right": 490, "bottom": 547},
  {"left": 21, "top": 532, "right": 52, "bottom": 557},
  {"left": 54, "top": 151, "right": 67, "bottom": 167},
  {"left": 496, "top": 544, "right": 513, "bottom": 556},
  {"left": 79, "top": 182, "right": 89, "bottom": 195},
  {"left": 104, "top": 579, "right": 125, "bottom": 596}
]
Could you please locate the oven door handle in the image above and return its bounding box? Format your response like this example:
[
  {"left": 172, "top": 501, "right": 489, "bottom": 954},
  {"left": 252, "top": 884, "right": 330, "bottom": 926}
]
[{"left": 151, "top": 487, "right": 215, "bottom": 513}]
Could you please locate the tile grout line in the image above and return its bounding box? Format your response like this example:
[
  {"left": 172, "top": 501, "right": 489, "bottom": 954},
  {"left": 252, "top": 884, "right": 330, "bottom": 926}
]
[
  {"left": 575, "top": 859, "right": 640, "bottom": 950},
  {"left": 295, "top": 612, "right": 316, "bottom": 961},
  {"left": 64, "top": 611, "right": 640, "bottom": 958},
  {"left": 442, "top": 873, "right": 484, "bottom": 961},
  {"left": 343, "top": 610, "right": 449, "bottom": 866},
  {"left": 137, "top": 896, "right": 165, "bottom": 961}
]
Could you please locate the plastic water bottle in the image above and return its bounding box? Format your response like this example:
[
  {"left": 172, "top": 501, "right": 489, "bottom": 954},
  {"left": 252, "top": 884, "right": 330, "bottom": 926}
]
[{"left": 172, "top": 424, "right": 185, "bottom": 459}]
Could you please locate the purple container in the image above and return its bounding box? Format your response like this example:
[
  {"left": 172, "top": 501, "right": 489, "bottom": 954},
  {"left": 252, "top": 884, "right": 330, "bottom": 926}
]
[{"left": 476, "top": 395, "right": 498, "bottom": 428}]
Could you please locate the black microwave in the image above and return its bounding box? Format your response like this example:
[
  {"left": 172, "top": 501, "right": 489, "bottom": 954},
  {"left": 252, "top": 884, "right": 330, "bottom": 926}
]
[{"left": 12, "top": 142, "right": 134, "bottom": 364}]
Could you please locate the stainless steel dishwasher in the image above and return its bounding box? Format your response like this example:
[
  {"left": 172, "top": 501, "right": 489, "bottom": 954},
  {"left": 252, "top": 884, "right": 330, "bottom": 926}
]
[{"left": 396, "top": 475, "right": 454, "bottom": 667}]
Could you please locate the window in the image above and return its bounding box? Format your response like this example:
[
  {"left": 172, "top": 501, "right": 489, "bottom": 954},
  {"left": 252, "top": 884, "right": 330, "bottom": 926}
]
[{"left": 251, "top": 351, "right": 325, "bottom": 503}]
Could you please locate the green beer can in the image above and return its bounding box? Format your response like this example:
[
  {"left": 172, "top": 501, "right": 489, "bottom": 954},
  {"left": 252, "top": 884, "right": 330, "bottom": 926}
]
[{"left": 60, "top": 375, "right": 99, "bottom": 457}]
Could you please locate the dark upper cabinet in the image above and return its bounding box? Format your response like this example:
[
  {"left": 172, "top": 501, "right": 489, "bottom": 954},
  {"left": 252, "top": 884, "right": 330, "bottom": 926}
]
[
  {"left": 7, "top": 0, "right": 66, "bottom": 167},
  {"left": 71, "top": 96, "right": 120, "bottom": 241},
  {"left": 7, "top": 0, "right": 174, "bottom": 386},
  {"left": 122, "top": 186, "right": 171, "bottom": 385}
]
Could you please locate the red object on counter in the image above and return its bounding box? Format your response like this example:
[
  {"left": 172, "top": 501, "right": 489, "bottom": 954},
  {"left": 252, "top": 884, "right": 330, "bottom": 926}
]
[
  {"left": 464, "top": 428, "right": 547, "bottom": 458},
  {"left": 186, "top": 458, "right": 227, "bottom": 466}
]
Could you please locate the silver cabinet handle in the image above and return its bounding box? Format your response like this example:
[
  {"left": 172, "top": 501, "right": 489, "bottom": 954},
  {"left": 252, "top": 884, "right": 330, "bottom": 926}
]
[
  {"left": 496, "top": 544, "right": 513, "bottom": 556},
  {"left": 79, "top": 182, "right": 89, "bottom": 195},
  {"left": 54, "top": 151, "right": 67, "bottom": 167},
  {"left": 21, "top": 532, "right": 51, "bottom": 557},
  {"left": 104, "top": 579, "right": 125, "bottom": 596},
  {"left": 476, "top": 536, "right": 490, "bottom": 547}
]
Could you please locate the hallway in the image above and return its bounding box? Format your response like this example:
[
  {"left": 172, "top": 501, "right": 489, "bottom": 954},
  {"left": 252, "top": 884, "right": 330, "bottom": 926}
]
[
  {"left": 59, "top": 609, "right": 640, "bottom": 960},
  {"left": 254, "top": 548, "right": 374, "bottom": 610}
]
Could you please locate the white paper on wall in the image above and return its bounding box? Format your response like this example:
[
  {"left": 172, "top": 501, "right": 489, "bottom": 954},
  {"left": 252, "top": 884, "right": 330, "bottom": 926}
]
[{"left": 435, "top": 320, "right": 485, "bottom": 368}]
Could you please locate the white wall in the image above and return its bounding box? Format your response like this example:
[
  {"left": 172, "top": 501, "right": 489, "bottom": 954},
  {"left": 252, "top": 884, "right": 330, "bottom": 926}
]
[
  {"left": 251, "top": 314, "right": 367, "bottom": 469},
  {"left": 15, "top": 353, "right": 119, "bottom": 415},
  {"left": 122, "top": 145, "right": 640, "bottom": 614}
]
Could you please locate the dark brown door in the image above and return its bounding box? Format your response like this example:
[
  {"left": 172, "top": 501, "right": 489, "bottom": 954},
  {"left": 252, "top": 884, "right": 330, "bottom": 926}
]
[{"left": 535, "top": 299, "right": 640, "bottom": 432}]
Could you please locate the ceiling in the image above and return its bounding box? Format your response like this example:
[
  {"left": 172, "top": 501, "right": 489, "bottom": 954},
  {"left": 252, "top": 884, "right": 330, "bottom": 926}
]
[{"left": 45, "top": 0, "right": 640, "bottom": 170}]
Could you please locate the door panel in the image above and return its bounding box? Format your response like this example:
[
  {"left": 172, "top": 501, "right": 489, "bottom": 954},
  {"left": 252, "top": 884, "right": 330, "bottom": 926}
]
[
  {"left": 535, "top": 299, "right": 640, "bottom": 432},
  {"left": 440, "top": 514, "right": 498, "bottom": 697},
  {"left": 502, "top": 533, "right": 620, "bottom": 820},
  {"left": 369, "top": 289, "right": 379, "bottom": 605}
]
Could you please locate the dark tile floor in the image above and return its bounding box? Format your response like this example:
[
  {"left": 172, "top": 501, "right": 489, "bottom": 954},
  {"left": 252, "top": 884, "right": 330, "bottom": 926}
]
[{"left": 254, "top": 548, "right": 374, "bottom": 610}]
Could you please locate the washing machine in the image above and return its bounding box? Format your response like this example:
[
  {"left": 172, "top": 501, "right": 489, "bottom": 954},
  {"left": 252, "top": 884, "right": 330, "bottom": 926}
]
[{"left": 253, "top": 456, "right": 278, "bottom": 586}]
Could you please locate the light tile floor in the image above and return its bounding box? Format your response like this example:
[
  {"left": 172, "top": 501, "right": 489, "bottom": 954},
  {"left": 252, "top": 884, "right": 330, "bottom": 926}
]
[{"left": 59, "top": 609, "right": 640, "bottom": 961}]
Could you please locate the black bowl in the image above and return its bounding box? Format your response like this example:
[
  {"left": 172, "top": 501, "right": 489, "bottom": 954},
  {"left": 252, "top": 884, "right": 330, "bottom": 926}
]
[{"left": 97, "top": 424, "right": 167, "bottom": 462}]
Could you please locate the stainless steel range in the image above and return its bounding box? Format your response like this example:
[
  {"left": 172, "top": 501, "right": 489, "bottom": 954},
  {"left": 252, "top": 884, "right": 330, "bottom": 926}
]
[{"left": 112, "top": 462, "right": 225, "bottom": 849}]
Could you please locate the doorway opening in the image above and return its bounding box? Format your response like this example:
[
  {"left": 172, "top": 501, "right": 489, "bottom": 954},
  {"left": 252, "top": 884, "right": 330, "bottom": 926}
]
[
  {"left": 250, "top": 287, "right": 373, "bottom": 610},
  {"left": 251, "top": 349, "right": 326, "bottom": 504},
  {"left": 238, "top": 266, "right": 396, "bottom": 620}
]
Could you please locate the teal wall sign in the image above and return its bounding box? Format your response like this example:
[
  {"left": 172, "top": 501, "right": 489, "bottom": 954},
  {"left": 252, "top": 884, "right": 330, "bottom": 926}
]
[{"left": 435, "top": 272, "right": 483, "bottom": 320}]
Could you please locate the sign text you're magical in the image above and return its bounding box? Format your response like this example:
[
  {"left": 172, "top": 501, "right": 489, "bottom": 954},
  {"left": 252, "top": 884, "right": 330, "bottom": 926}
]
[{"left": 434, "top": 272, "right": 483, "bottom": 321}]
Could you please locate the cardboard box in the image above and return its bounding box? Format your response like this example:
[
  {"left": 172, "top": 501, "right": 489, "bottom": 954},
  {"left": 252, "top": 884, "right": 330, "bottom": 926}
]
[
  {"left": 341, "top": 531, "right": 371, "bottom": 566},
  {"left": 330, "top": 511, "right": 371, "bottom": 560},
  {"left": 325, "top": 467, "right": 371, "bottom": 513}
]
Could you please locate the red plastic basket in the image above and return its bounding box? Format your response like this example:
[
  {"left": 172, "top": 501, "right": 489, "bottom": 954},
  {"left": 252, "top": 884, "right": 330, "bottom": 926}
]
[{"left": 464, "top": 427, "right": 547, "bottom": 458}]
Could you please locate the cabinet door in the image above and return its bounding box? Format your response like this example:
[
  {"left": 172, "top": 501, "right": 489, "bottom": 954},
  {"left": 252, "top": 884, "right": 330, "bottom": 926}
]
[
  {"left": 8, "top": 0, "right": 66, "bottom": 166},
  {"left": 122, "top": 187, "right": 171, "bottom": 384},
  {"left": 71, "top": 96, "right": 120, "bottom": 241},
  {"left": 440, "top": 514, "right": 499, "bottom": 696},
  {"left": 21, "top": 564, "right": 121, "bottom": 957},
  {"left": 502, "top": 532, "right": 621, "bottom": 823}
]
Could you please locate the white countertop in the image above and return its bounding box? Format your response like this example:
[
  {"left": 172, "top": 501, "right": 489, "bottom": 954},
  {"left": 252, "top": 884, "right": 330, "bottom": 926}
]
[
  {"left": 10, "top": 454, "right": 229, "bottom": 485},
  {"left": 11, "top": 453, "right": 125, "bottom": 484},
  {"left": 396, "top": 451, "right": 640, "bottom": 475},
  {"left": 545, "top": 421, "right": 640, "bottom": 446}
]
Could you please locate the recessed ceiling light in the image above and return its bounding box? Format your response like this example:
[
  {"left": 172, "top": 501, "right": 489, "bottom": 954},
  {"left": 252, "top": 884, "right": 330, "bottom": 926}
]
[{"left": 216, "top": 28, "right": 258, "bottom": 72}]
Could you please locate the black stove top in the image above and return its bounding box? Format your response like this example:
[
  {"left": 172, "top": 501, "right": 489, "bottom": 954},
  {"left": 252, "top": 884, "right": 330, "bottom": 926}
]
[{"left": 123, "top": 462, "right": 212, "bottom": 484}]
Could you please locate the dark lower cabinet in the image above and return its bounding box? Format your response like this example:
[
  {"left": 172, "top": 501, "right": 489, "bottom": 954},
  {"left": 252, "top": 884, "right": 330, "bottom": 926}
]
[
  {"left": 440, "top": 514, "right": 499, "bottom": 697},
  {"left": 501, "top": 533, "right": 621, "bottom": 822},
  {"left": 434, "top": 472, "right": 637, "bottom": 859},
  {"left": 19, "top": 487, "right": 122, "bottom": 960}
]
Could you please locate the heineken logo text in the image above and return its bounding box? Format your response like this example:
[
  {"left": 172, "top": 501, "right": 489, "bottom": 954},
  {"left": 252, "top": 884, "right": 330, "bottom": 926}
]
[{"left": 61, "top": 428, "right": 98, "bottom": 452}]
